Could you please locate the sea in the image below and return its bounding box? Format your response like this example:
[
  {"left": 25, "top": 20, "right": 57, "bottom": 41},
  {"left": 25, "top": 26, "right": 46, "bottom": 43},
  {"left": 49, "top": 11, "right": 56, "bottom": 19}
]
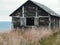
[{"left": 0, "top": 21, "right": 12, "bottom": 32}]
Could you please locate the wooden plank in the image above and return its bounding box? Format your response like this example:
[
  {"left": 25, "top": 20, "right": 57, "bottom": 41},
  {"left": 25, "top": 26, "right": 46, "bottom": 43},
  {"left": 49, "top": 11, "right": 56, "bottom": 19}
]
[
  {"left": 20, "top": 6, "right": 26, "bottom": 27},
  {"left": 57, "top": 18, "right": 59, "bottom": 30},
  {"left": 49, "top": 15, "right": 51, "bottom": 30},
  {"left": 22, "top": 6, "right": 24, "bottom": 17},
  {"left": 59, "top": 18, "right": 60, "bottom": 29},
  {"left": 58, "top": 18, "right": 59, "bottom": 29},
  {"left": 36, "top": 7, "right": 38, "bottom": 17},
  {"left": 12, "top": 16, "right": 20, "bottom": 18},
  {"left": 34, "top": 17, "right": 39, "bottom": 26},
  {"left": 38, "top": 16, "right": 49, "bottom": 18},
  {"left": 20, "top": 17, "right": 26, "bottom": 26},
  {"left": 54, "top": 18, "right": 55, "bottom": 29}
]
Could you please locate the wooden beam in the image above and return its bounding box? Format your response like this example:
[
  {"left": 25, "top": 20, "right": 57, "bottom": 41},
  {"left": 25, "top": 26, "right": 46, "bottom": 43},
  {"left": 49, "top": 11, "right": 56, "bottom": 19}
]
[
  {"left": 54, "top": 18, "right": 55, "bottom": 29},
  {"left": 49, "top": 15, "right": 51, "bottom": 30},
  {"left": 12, "top": 16, "right": 20, "bottom": 18},
  {"left": 12, "top": 16, "right": 49, "bottom": 18},
  {"left": 34, "top": 17, "right": 39, "bottom": 26},
  {"left": 59, "top": 18, "right": 60, "bottom": 29},
  {"left": 36, "top": 7, "right": 38, "bottom": 17},
  {"left": 38, "top": 16, "right": 49, "bottom": 18},
  {"left": 20, "top": 17, "right": 26, "bottom": 26},
  {"left": 34, "top": 7, "right": 39, "bottom": 26},
  {"left": 20, "top": 6, "right": 26, "bottom": 27},
  {"left": 22, "top": 6, "right": 24, "bottom": 17},
  {"left": 58, "top": 18, "right": 59, "bottom": 30}
]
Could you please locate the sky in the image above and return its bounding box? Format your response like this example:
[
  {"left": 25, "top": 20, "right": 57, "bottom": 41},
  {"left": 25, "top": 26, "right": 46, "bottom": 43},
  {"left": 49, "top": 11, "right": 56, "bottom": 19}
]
[{"left": 0, "top": 0, "right": 60, "bottom": 21}]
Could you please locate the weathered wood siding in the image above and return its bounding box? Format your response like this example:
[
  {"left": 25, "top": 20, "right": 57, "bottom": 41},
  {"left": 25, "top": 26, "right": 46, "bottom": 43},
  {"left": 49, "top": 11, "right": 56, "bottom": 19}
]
[
  {"left": 11, "top": 1, "right": 60, "bottom": 30},
  {"left": 14, "top": 7, "right": 22, "bottom": 16},
  {"left": 51, "top": 16, "right": 59, "bottom": 30},
  {"left": 24, "top": 1, "right": 36, "bottom": 17},
  {"left": 12, "top": 17, "right": 20, "bottom": 28},
  {"left": 39, "top": 17, "right": 49, "bottom": 27}
]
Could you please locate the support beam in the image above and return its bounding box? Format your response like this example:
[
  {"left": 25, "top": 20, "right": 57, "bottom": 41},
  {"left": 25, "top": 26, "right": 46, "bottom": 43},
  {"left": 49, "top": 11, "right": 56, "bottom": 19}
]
[
  {"left": 22, "top": 6, "right": 24, "bottom": 17},
  {"left": 59, "top": 18, "right": 60, "bottom": 29},
  {"left": 34, "top": 17, "right": 39, "bottom": 26},
  {"left": 38, "top": 16, "right": 49, "bottom": 18},
  {"left": 58, "top": 18, "right": 59, "bottom": 30},
  {"left": 12, "top": 16, "right": 20, "bottom": 18},
  {"left": 36, "top": 7, "right": 38, "bottom": 17},
  {"left": 20, "top": 6, "right": 26, "bottom": 27},
  {"left": 20, "top": 17, "right": 26, "bottom": 26},
  {"left": 35, "top": 7, "right": 39, "bottom": 26},
  {"left": 49, "top": 15, "right": 51, "bottom": 30}
]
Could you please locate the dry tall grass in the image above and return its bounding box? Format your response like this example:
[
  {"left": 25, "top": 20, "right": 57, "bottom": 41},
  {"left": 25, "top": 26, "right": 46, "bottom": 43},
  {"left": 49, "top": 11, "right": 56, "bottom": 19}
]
[{"left": 0, "top": 27, "right": 52, "bottom": 45}]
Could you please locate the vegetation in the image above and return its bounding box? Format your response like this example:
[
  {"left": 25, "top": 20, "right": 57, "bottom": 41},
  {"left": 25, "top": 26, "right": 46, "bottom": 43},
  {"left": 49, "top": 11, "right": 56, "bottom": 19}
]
[
  {"left": 0, "top": 29, "right": 60, "bottom": 45},
  {"left": 39, "top": 30, "right": 60, "bottom": 45}
]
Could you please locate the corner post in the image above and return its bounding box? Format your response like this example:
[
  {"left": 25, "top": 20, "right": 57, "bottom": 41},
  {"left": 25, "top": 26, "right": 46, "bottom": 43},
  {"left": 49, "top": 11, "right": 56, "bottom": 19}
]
[
  {"left": 36, "top": 7, "right": 38, "bottom": 17},
  {"left": 22, "top": 6, "right": 24, "bottom": 18},
  {"left": 35, "top": 7, "right": 39, "bottom": 27},
  {"left": 59, "top": 18, "right": 60, "bottom": 29},
  {"left": 49, "top": 15, "right": 51, "bottom": 30},
  {"left": 21, "top": 6, "right": 26, "bottom": 26}
]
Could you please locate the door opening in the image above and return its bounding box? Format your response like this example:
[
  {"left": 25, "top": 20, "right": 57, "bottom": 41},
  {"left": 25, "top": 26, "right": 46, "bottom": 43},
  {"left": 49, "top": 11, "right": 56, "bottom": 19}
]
[{"left": 26, "top": 18, "right": 34, "bottom": 26}]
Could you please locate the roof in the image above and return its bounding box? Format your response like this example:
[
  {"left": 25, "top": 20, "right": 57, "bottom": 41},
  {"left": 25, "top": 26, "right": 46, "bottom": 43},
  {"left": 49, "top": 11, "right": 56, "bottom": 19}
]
[
  {"left": 32, "top": 1, "right": 60, "bottom": 17},
  {"left": 10, "top": 0, "right": 60, "bottom": 17}
]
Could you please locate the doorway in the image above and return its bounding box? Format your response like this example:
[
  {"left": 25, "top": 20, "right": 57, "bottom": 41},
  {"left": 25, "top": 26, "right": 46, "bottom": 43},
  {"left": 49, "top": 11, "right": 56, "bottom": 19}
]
[{"left": 26, "top": 18, "right": 34, "bottom": 26}]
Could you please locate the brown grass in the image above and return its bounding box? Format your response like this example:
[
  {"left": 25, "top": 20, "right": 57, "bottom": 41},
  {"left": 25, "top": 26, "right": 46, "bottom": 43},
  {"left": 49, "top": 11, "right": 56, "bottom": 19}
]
[{"left": 0, "top": 27, "right": 52, "bottom": 45}]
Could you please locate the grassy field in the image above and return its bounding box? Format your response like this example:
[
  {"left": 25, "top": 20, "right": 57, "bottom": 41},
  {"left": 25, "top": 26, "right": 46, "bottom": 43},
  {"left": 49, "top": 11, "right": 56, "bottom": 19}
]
[
  {"left": 0, "top": 28, "right": 60, "bottom": 45},
  {"left": 40, "top": 30, "right": 60, "bottom": 45}
]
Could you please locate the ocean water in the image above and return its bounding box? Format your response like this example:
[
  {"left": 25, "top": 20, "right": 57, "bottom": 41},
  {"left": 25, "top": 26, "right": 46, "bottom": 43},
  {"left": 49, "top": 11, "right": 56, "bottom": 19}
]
[{"left": 0, "top": 21, "right": 12, "bottom": 31}]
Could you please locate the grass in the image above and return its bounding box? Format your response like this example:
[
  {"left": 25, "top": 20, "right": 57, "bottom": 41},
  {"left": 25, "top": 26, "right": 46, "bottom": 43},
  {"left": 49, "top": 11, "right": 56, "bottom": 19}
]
[
  {"left": 39, "top": 30, "right": 60, "bottom": 45},
  {"left": 19, "top": 30, "right": 60, "bottom": 45},
  {"left": 0, "top": 28, "right": 60, "bottom": 45}
]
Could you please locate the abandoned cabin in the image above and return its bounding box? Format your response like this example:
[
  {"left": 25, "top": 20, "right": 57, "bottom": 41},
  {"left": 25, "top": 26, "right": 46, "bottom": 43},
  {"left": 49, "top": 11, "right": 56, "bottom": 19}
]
[{"left": 10, "top": 0, "right": 60, "bottom": 30}]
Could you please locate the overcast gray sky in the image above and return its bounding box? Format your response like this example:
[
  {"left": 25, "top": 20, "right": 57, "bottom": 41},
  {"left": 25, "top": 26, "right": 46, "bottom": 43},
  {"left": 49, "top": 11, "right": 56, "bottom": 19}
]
[{"left": 0, "top": 0, "right": 60, "bottom": 21}]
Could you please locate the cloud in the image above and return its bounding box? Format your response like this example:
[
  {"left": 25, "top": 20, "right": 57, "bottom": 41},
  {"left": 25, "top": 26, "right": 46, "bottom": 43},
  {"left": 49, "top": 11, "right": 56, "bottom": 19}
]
[{"left": 0, "top": 0, "right": 26, "bottom": 21}]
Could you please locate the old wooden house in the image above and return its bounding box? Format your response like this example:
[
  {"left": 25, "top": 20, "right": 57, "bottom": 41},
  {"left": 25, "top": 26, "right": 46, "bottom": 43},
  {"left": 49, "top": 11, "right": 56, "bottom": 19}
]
[{"left": 10, "top": 0, "right": 60, "bottom": 30}]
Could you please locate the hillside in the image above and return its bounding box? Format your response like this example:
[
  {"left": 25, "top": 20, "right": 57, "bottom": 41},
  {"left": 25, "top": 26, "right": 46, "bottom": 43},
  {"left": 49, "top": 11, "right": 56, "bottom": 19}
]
[
  {"left": 40, "top": 30, "right": 60, "bottom": 45},
  {"left": 0, "top": 28, "right": 60, "bottom": 45}
]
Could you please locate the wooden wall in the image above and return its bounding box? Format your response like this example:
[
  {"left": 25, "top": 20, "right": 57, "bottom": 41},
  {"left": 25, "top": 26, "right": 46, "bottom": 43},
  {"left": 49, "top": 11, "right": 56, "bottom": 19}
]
[
  {"left": 11, "top": 1, "right": 60, "bottom": 30},
  {"left": 51, "top": 16, "right": 59, "bottom": 30}
]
